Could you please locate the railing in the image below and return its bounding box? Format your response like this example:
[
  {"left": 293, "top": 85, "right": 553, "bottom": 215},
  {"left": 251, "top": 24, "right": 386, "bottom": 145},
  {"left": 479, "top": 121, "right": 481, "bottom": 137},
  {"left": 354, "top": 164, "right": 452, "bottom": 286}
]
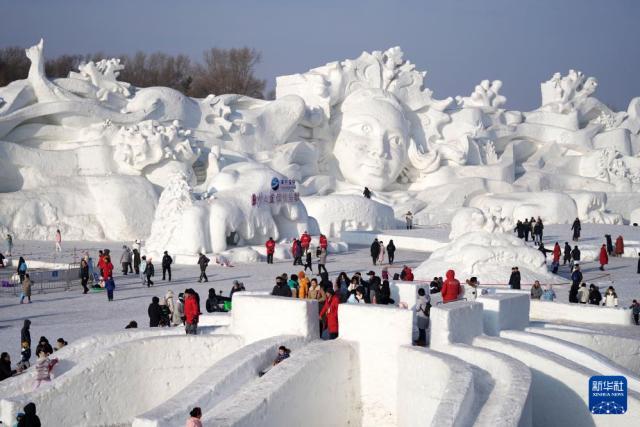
[{"left": 0, "top": 263, "right": 82, "bottom": 297}]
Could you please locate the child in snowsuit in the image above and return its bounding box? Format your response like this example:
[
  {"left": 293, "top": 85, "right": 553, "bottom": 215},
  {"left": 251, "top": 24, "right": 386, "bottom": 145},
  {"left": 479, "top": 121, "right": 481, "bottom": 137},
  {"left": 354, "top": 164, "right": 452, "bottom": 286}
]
[{"left": 34, "top": 350, "right": 58, "bottom": 388}]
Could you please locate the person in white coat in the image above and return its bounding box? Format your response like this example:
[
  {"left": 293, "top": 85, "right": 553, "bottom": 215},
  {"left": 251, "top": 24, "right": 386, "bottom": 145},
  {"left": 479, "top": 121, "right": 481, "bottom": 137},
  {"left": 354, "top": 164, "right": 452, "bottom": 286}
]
[
  {"left": 377, "top": 241, "right": 385, "bottom": 264},
  {"left": 603, "top": 286, "right": 618, "bottom": 307},
  {"left": 165, "top": 290, "right": 178, "bottom": 326}
]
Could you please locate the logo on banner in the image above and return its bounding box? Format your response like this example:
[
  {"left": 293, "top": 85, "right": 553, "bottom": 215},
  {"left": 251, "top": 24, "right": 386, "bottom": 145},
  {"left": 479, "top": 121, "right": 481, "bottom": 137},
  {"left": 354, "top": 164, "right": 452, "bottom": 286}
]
[
  {"left": 589, "top": 376, "right": 627, "bottom": 414},
  {"left": 270, "top": 177, "right": 280, "bottom": 191}
]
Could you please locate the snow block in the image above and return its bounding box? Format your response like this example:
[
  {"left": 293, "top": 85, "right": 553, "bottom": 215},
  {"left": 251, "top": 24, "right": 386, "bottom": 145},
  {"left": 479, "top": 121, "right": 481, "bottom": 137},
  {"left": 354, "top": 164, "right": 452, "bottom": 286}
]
[
  {"left": 530, "top": 300, "right": 633, "bottom": 326},
  {"left": 1, "top": 335, "right": 243, "bottom": 426},
  {"left": 339, "top": 304, "right": 413, "bottom": 426},
  {"left": 205, "top": 340, "right": 358, "bottom": 426},
  {"left": 231, "top": 294, "right": 319, "bottom": 344},
  {"left": 390, "top": 281, "right": 421, "bottom": 338},
  {"left": 477, "top": 293, "right": 530, "bottom": 336},
  {"left": 397, "top": 346, "right": 476, "bottom": 427},
  {"left": 430, "top": 301, "right": 484, "bottom": 349},
  {"left": 475, "top": 335, "right": 640, "bottom": 427},
  {"left": 133, "top": 335, "right": 304, "bottom": 427},
  {"left": 527, "top": 326, "right": 640, "bottom": 375}
]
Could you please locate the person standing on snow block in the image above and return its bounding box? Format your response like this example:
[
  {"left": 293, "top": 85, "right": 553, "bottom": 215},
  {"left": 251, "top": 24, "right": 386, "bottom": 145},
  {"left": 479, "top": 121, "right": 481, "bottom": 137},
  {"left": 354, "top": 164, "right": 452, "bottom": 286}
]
[
  {"left": 265, "top": 238, "right": 276, "bottom": 264},
  {"left": 300, "top": 231, "right": 311, "bottom": 255},
  {"left": 370, "top": 238, "right": 380, "bottom": 265},
  {"left": 599, "top": 244, "right": 608, "bottom": 271},
  {"left": 441, "top": 270, "right": 461, "bottom": 303},
  {"left": 571, "top": 218, "right": 581, "bottom": 241},
  {"left": 162, "top": 250, "right": 173, "bottom": 281},
  {"left": 197, "top": 253, "right": 209, "bottom": 282}
]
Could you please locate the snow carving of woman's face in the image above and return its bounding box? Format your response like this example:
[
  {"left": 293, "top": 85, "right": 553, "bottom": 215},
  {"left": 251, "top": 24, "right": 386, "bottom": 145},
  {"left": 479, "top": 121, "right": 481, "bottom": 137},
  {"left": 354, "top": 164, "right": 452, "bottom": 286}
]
[{"left": 333, "top": 89, "right": 409, "bottom": 191}]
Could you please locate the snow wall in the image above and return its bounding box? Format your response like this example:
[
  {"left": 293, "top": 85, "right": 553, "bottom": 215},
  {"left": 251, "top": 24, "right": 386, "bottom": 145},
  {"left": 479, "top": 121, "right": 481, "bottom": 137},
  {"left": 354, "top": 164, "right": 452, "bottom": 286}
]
[
  {"left": 530, "top": 300, "right": 634, "bottom": 326},
  {"left": 340, "top": 304, "right": 413, "bottom": 426}
]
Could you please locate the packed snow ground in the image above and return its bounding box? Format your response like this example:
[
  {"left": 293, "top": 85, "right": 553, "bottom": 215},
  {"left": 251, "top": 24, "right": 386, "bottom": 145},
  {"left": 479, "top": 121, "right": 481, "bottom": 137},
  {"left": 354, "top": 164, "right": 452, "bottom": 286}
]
[{"left": 1, "top": 224, "right": 639, "bottom": 362}]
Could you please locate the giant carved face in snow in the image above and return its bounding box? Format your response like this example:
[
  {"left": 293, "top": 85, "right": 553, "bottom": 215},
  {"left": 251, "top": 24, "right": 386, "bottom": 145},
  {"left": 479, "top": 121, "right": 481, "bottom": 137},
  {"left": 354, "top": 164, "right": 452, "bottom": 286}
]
[{"left": 332, "top": 89, "right": 409, "bottom": 191}]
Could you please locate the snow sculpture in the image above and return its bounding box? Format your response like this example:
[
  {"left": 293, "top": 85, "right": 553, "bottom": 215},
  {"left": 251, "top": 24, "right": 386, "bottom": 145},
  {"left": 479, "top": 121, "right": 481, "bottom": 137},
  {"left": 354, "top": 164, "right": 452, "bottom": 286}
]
[
  {"left": 449, "top": 207, "right": 511, "bottom": 239},
  {"left": 1, "top": 40, "right": 640, "bottom": 252},
  {"left": 414, "top": 231, "right": 564, "bottom": 285}
]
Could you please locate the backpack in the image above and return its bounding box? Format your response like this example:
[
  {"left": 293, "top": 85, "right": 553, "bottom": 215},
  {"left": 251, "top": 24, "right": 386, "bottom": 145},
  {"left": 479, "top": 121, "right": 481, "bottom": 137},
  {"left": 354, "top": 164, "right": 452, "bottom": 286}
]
[{"left": 316, "top": 247, "right": 322, "bottom": 257}]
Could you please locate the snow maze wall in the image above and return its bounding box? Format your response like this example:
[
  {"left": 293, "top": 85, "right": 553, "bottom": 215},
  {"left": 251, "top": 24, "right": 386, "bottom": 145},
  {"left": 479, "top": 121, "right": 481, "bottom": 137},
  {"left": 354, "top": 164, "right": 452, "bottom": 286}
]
[{"left": 2, "top": 290, "right": 640, "bottom": 426}]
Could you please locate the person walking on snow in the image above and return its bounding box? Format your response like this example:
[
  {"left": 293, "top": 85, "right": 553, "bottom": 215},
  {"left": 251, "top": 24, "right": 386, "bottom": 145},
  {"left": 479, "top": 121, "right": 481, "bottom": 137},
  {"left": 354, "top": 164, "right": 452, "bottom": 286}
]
[
  {"left": 105, "top": 276, "right": 115, "bottom": 301},
  {"left": 571, "top": 246, "right": 581, "bottom": 269},
  {"left": 615, "top": 235, "right": 624, "bottom": 257},
  {"left": 120, "top": 246, "right": 132, "bottom": 275},
  {"left": 441, "top": 270, "right": 461, "bottom": 303},
  {"left": 54, "top": 229, "right": 62, "bottom": 253},
  {"left": 80, "top": 258, "right": 89, "bottom": 294},
  {"left": 630, "top": 300, "right": 640, "bottom": 325},
  {"left": 197, "top": 253, "right": 209, "bottom": 282},
  {"left": 523, "top": 219, "right": 530, "bottom": 242},
  {"left": 370, "top": 238, "right": 380, "bottom": 265},
  {"left": 303, "top": 249, "right": 313, "bottom": 272},
  {"left": 300, "top": 231, "right": 311, "bottom": 254},
  {"left": 162, "top": 251, "right": 173, "bottom": 281},
  {"left": 363, "top": 187, "right": 372, "bottom": 199},
  {"left": 317, "top": 247, "right": 328, "bottom": 275},
  {"left": 508, "top": 267, "right": 521, "bottom": 290},
  {"left": 132, "top": 247, "right": 141, "bottom": 275},
  {"left": 563, "top": 242, "right": 572, "bottom": 265},
  {"left": 319, "top": 234, "right": 328, "bottom": 251},
  {"left": 551, "top": 242, "right": 561, "bottom": 273},
  {"left": 5, "top": 234, "right": 12, "bottom": 256},
  {"left": 291, "top": 239, "right": 302, "bottom": 266},
  {"left": 415, "top": 288, "right": 430, "bottom": 345},
  {"left": 144, "top": 257, "right": 155, "bottom": 287},
  {"left": 571, "top": 218, "right": 581, "bottom": 241},
  {"left": 20, "top": 274, "right": 32, "bottom": 304},
  {"left": 599, "top": 244, "right": 608, "bottom": 271},
  {"left": 148, "top": 296, "right": 162, "bottom": 327},
  {"left": 377, "top": 240, "right": 385, "bottom": 264},
  {"left": 265, "top": 238, "right": 276, "bottom": 264},
  {"left": 405, "top": 211, "right": 413, "bottom": 230},
  {"left": 387, "top": 240, "right": 396, "bottom": 265}
]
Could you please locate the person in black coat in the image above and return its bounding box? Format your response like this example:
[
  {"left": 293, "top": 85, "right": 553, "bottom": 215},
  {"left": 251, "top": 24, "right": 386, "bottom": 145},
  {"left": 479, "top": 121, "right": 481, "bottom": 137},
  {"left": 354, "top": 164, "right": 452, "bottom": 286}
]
[
  {"left": 522, "top": 220, "right": 530, "bottom": 242},
  {"left": 588, "top": 284, "right": 602, "bottom": 305},
  {"left": 514, "top": 220, "right": 524, "bottom": 239},
  {"left": 386, "top": 240, "right": 396, "bottom": 265},
  {"left": 563, "top": 242, "right": 572, "bottom": 265},
  {"left": 508, "top": 267, "right": 521, "bottom": 289},
  {"left": 35, "top": 337, "right": 53, "bottom": 356},
  {"left": 132, "top": 248, "right": 141, "bottom": 275},
  {"left": 148, "top": 296, "right": 162, "bottom": 327},
  {"left": 637, "top": 253, "right": 640, "bottom": 274},
  {"left": 569, "top": 282, "right": 580, "bottom": 303},
  {"left": 161, "top": 251, "right": 172, "bottom": 281},
  {"left": 370, "top": 238, "right": 380, "bottom": 265},
  {"left": 0, "top": 352, "right": 14, "bottom": 381},
  {"left": 197, "top": 253, "right": 209, "bottom": 282},
  {"left": 272, "top": 277, "right": 292, "bottom": 297},
  {"left": 363, "top": 187, "right": 372, "bottom": 199},
  {"left": 605, "top": 234, "right": 613, "bottom": 255},
  {"left": 21, "top": 319, "right": 31, "bottom": 349},
  {"left": 571, "top": 246, "right": 581, "bottom": 267},
  {"left": 571, "top": 218, "right": 581, "bottom": 241},
  {"left": 19, "top": 402, "right": 41, "bottom": 427}
]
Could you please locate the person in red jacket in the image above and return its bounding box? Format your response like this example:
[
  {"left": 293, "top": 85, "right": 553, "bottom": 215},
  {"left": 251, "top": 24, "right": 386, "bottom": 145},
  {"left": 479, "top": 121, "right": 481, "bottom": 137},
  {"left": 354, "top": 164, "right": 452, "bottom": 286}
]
[
  {"left": 441, "top": 270, "right": 461, "bottom": 303},
  {"left": 319, "top": 288, "right": 339, "bottom": 339},
  {"left": 551, "top": 242, "right": 561, "bottom": 274},
  {"left": 265, "top": 237, "right": 276, "bottom": 264},
  {"left": 319, "top": 234, "right": 328, "bottom": 250},
  {"left": 615, "top": 235, "right": 624, "bottom": 257},
  {"left": 184, "top": 289, "right": 200, "bottom": 335},
  {"left": 599, "top": 244, "right": 609, "bottom": 271},
  {"left": 300, "top": 231, "right": 311, "bottom": 254},
  {"left": 102, "top": 255, "right": 114, "bottom": 279}
]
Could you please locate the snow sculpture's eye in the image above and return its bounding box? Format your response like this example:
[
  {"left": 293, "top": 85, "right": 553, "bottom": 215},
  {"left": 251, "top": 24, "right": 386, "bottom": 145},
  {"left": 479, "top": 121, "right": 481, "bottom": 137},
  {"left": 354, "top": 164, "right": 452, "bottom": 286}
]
[
  {"left": 361, "top": 124, "right": 372, "bottom": 135},
  {"left": 389, "top": 135, "right": 401, "bottom": 146}
]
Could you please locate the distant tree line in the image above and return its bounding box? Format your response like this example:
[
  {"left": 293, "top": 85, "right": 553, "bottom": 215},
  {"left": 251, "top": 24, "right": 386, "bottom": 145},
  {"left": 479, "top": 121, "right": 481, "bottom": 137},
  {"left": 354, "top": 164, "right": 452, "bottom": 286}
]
[{"left": 0, "top": 46, "right": 266, "bottom": 99}]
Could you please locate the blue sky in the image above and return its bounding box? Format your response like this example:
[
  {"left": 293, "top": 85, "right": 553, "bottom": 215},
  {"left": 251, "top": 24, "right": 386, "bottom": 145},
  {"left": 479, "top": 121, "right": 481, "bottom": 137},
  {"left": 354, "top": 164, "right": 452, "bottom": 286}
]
[{"left": 1, "top": 0, "right": 639, "bottom": 110}]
